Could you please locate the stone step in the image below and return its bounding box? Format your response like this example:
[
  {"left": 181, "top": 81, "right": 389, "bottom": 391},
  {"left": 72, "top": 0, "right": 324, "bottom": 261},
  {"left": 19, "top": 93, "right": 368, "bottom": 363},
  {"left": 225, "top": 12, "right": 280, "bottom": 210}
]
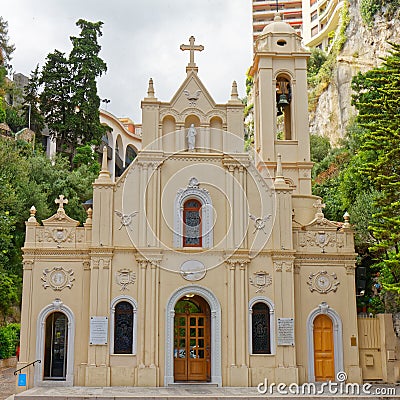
[{"left": 13, "top": 385, "right": 400, "bottom": 399}]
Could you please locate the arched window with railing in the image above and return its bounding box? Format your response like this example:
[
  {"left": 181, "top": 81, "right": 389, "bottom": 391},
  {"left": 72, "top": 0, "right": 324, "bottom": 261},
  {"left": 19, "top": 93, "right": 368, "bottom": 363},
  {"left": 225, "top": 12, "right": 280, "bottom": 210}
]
[
  {"left": 173, "top": 177, "right": 213, "bottom": 249},
  {"left": 183, "top": 199, "right": 202, "bottom": 247}
]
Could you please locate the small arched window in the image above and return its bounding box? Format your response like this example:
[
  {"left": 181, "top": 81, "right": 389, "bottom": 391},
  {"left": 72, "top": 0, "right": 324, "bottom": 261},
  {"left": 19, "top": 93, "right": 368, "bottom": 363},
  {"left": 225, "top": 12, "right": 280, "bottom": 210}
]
[
  {"left": 183, "top": 199, "right": 202, "bottom": 247},
  {"left": 251, "top": 302, "right": 271, "bottom": 354},
  {"left": 114, "top": 301, "right": 134, "bottom": 354}
]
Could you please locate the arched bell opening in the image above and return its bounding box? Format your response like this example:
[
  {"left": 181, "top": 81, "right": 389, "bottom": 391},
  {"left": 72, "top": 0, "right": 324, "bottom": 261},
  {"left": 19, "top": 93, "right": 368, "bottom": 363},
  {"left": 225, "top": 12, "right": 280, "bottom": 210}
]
[{"left": 276, "top": 75, "right": 292, "bottom": 140}]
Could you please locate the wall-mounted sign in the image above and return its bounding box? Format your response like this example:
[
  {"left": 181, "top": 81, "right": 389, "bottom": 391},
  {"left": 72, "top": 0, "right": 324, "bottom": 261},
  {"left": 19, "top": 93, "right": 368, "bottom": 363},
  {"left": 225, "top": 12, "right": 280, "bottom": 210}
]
[
  {"left": 18, "top": 373, "right": 27, "bottom": 386},
  {"left": 277, "top": 318, "right": 294, "bottom": 346},
  {"left": 89, "top": 316, "right": 108, "bottom": 345}
]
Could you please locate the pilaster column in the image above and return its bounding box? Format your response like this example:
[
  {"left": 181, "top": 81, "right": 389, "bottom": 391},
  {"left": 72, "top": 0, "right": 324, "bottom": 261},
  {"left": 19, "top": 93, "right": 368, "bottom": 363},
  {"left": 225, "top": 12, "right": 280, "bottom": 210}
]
[
  {"left": 226, "top": 261, "right": 236, "bottom": 367},
  {"left": 19, "top": 259, "right": 34, "bottom": 364},
  {"left": 239, "top": 262, "right": 247, "bottom": 366},
  {"left": 150, "top": 262, "right": 157, "bottom": 366},
  {"left": 239, "top": 166, "right": 245, "bottom": 249},
  {"left": 226, "top": 165, "right": 234, "bottom": 249},
  {"left": 139, "top": 162, "right": 148, "bottom": 247},
  {"left": 137, "top": 259, "right": 147, "bottom": 367}
]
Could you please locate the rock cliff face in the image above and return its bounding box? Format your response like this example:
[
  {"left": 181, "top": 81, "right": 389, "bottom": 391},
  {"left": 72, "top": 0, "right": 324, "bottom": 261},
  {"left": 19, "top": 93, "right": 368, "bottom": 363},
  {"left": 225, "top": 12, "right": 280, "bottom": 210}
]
[{"left": 309, "top": 0, "right": 400, "bottom": 144}]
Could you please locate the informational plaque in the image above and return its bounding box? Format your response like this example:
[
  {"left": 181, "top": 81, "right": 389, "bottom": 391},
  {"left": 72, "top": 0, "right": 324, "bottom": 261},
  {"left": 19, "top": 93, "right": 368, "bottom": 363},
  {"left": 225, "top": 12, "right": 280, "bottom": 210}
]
[
  {"left": 277, "top": 318, "right": 295, "bottom": 346},
  {"left": 89, "top": 316, "right": 108, "bottom": 345}
]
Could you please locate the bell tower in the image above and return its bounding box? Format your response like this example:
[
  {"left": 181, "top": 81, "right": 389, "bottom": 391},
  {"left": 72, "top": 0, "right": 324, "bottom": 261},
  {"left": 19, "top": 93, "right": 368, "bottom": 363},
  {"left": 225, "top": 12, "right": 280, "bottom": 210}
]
[{"left": 250, "top": 14, "right": 313, "bottom": 195}]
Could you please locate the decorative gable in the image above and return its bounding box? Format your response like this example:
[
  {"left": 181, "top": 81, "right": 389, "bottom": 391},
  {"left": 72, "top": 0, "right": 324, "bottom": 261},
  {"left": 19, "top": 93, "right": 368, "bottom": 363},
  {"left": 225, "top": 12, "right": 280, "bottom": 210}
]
[{"left": 293, "top": 199, "right": 354, "bottom": 253}]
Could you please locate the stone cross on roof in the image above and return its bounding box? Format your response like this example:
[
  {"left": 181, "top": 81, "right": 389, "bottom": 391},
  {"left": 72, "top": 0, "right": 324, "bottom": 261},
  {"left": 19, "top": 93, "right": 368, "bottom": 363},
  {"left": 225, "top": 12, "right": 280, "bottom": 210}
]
[
  {"left": 180, "top": 36, "right": 204, "bottom": 72},
  {"left": 55, "top": 195, "right": 68, "bottom": 211}
]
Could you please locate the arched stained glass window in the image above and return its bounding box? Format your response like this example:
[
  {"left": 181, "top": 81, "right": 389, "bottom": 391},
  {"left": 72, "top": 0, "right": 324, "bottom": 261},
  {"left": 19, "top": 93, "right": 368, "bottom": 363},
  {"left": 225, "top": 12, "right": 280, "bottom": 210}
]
[
  {"left": 183, "top": 199, "right": 202, "bottom": 247},
  {"left": 252, "top": 302, "right": 271, "bottom": 354},
  {"left": 114, "top": 301, "right": 134, "bottom": 354}
]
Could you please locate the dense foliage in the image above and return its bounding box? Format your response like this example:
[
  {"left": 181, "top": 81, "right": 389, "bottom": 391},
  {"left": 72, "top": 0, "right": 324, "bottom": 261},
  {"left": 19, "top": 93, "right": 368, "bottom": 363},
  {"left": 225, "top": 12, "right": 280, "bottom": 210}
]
[
  {"left": 360, "top": 0, "right": 400, "bottom": 26},
  {"left": 0, "top": 323, "right": 20, "bottom": 358}
]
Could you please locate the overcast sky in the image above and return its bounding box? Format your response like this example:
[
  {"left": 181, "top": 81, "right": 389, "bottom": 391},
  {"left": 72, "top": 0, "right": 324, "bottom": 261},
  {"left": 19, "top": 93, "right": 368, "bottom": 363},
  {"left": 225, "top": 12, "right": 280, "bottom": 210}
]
[{"left": 3, "top": 0, "right": 253, "bottom": 123}]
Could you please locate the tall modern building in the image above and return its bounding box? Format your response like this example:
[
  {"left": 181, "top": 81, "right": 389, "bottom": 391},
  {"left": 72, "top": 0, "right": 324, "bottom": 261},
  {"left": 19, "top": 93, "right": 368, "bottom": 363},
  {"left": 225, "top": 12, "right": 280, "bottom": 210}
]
[
  {"left": 302, "top": 0, "right": 347, "bottom": 50},
  {"left": 252, "top": 0, "right": 303, "bottom": 42},
  {"left": 252, "top": 0, "right": 346, "bottom": 52}
]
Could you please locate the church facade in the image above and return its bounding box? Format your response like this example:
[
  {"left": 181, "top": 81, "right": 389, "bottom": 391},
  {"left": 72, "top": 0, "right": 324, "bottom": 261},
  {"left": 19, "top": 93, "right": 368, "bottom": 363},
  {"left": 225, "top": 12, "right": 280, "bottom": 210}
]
[{"left": 18, "top": 19, "right": 362, "bottom": 389}]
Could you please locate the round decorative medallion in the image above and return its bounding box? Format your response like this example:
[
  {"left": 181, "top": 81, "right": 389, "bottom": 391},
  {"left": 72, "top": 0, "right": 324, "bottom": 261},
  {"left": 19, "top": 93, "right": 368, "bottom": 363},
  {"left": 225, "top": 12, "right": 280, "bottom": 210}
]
[
  {"left": 41, "top": 266, "right": 75, "bottom": 291},
  {"left": 50, "top": 270, "right": 67, "bottom": 287},
  {"left": 180, "top": 260, "right": 206, "bottom": 281},
  {"left": 307, "top": 270, "right": 340, "bottom": 294},
  {"left": 316, "top": 275, "right": 331, "bottom": 291}
]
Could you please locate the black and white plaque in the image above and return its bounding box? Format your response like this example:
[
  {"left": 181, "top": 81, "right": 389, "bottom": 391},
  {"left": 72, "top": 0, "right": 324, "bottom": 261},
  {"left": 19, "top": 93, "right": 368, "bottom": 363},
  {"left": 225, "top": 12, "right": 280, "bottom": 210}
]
[
  {"left": 277, "top": 317, "right": 295, "bottom": 346},
  {"left": 89, "top": 316, "right": 108, "bottom": 345}
]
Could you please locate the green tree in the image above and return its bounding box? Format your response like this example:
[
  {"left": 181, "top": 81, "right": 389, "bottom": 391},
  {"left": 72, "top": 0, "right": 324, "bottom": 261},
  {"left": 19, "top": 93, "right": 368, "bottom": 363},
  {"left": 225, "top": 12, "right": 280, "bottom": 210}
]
[
  {"left": 0, "top": 272, "right": 19, "bottom": 323},
  {"left": 39, "top": 20, "right": 107, "bottom": 160},
  {"left": 69, "top": 19, "right": 107, "bottom": 149},
  {"left": 73, "top": 144, "right": 101, "bottom": 175},
  {"left": 22, "top": 65, "right": 44, "bottom": 134},
  {"left": 0, "top": 17, "right": 15, "bottom": 120},
  {"left": 5, "top": 104, "right": 25, "bottom": 132},
  {"left": 0, "top": 16, "right": 15, "bottom": 83},
  {"left": 310, "top": 133, "right": 331, "bottom": 163},
  {"left": 39, "top": 50, "right": 73, "bottom": 153},
  {"left": 0, "top": 97, "right": 5, "bottom": 123},
  {"left": 351, "top": 43, "right": 400, "bottom": 292}
]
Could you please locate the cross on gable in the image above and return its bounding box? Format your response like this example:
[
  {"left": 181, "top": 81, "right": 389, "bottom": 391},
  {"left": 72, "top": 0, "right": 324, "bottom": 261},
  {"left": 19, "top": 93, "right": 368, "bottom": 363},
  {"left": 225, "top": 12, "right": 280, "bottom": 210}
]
[
  {"left": 313, "top": 199, "right": 326, "bottom": 217},
  {"left": 180, "top": 36, "right": 204, "bottom": 70},
  {"left": 55, "top": 195, "right": 68, "bottom": 210}
]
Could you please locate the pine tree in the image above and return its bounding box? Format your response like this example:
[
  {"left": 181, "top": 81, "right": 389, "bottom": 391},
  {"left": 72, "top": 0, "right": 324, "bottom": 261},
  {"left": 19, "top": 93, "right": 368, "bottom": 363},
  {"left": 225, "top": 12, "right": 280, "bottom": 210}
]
[
  {"left": 39, "top": 50, "right": 73, "bottom": 153},
  {"left": 0, "top": 17, "right": 15, "bottom": 102},
  {"left": 352, "top": 43, "right": 400, "bottom": 289},
  {"left": 39, "top": 20, "right": 107, "bottom": 159},
  {"left": 0, "top": 16, "right": 15, "bottom": 73},
  {"left": 22, "top": 65, "right": 44, "bottom": 134},
  {"left": 69, "top": 19, "right": 107, "bottom": 147}
]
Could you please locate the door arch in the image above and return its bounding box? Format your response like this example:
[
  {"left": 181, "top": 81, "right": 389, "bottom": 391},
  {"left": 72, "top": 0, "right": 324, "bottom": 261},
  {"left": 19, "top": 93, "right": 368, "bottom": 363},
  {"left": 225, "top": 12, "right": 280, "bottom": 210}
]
[
  {"left": 307, "top": 302, "right": 343, "bottom": 382},
  {"left": 174, "top": 295, "right": 210, "bottom": 381},
  {"left": 165, "top": 285, "right": 221, "bottom": 386},
  {"left": 44, "top": 312, "right": 68, "bottom": 380},
  {"left": 35, "top": 299, "right": 75, "bottom": 386}
]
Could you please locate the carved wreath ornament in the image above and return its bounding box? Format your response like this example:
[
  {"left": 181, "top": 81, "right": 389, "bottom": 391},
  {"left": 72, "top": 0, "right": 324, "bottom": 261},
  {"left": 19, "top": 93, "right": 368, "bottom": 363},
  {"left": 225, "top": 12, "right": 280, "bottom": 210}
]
[
  {"left": 307, "top": 270, "right": 340, "bottom": 294},
  {"left": 249, "top": 271, "right": 272, "bottom": 293},
  {"left": 41, "top": 266, "right": 75, "bottom": 291}
]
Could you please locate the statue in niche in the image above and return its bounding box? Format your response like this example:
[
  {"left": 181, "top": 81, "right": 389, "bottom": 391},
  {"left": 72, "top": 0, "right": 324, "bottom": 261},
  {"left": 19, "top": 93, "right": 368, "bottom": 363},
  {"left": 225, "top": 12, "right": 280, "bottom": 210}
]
[{"left": 187, "top": 124, "right": 197, "bottom": 151}]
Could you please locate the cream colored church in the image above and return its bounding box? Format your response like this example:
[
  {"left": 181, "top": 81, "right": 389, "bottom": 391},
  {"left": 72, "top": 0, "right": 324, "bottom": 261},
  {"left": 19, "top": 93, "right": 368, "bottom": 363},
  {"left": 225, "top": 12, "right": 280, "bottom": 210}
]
[{"left": 18, "top": 17, "right": 363, "bottom": 388}]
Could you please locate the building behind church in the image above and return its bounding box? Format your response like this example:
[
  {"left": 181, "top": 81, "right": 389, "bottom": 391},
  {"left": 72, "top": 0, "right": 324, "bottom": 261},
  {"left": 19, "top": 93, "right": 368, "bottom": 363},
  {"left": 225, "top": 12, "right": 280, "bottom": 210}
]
[{"left": 18, "top": 18, "right": 368, "bottom": 389}]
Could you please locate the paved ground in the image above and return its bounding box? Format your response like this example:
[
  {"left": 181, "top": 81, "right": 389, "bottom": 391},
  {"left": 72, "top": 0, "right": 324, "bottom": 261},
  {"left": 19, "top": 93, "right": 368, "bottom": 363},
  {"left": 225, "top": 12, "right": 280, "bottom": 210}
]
[
  {"left": 11, "top": 384, "right": 400, "bottom": 399},
  {"left": 0, "top": 366, "right": 16, "bottom": 400}
]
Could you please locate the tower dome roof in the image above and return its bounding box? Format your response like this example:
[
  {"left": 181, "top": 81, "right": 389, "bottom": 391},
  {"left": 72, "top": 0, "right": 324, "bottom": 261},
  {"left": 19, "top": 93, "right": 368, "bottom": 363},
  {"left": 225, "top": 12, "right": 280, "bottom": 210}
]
[{"left": 261, "top": 13, "right": 296, "bottom": 35}]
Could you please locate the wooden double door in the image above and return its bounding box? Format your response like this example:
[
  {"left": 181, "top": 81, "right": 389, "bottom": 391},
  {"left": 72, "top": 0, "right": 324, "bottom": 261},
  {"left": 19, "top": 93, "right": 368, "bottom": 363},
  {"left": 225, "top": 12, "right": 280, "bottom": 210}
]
[{"left": 174, "top": 296, "right": 211, "bottom": 382}]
